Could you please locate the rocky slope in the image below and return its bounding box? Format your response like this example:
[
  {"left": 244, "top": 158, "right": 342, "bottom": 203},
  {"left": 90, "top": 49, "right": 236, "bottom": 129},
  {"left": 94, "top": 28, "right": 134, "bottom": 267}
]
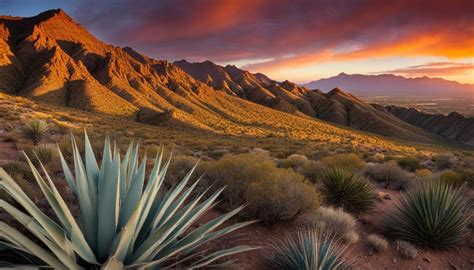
[
  {"left": 175, "top": 60, "right": 444, "bottom": 143},
  {"left": 385, "top": 106, "right": 474, "bottom": 146},
  {"left": 304, "top": 73, "right": 474, "bottom": 97}
]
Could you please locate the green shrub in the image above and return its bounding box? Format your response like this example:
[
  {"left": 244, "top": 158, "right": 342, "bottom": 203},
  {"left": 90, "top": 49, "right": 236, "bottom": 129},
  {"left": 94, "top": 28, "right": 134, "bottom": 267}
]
[
  {"left": 366, "top": 161, "right": 413, "bottom": 190},
  {"left": 320, "top": 168, "right": 375, "bottom": 214},
  {"left": 245, "top": 170, "right": 320, "bottom": 226},
  {"left": 23, "top": 119, "right": 48, "bottom": 145},
  {"left": 382, "top": 181, "right": 470, "bottom": 248},
  {"left": 321, "top": 153, "right": 366, "bottom": 172},
  {"left": 395, "top": 240, "right": 417, "bottom": 259},
  {"left": 0, "top": 132, "right": 256, "bottom": 268},
  {"left": 297, "top": 160, "right": 326, "bottom": 183},
  {"left": 440, "top": 169, "right": 474, "bottom": 187},
  {"left": 366, "top": 234, "right": 388, "bottom": 252},
  {"left": 277, "top": 154, "right": 308, "bottom": 169},
  {"left": 432, "top": 153, "right": 456, "bottom": 170},
  {"left": 267, "top": 230, "right": 353, "bottom": 269},
  {"left": 397, "top": 157, "right": 421, "bottom": 172}
]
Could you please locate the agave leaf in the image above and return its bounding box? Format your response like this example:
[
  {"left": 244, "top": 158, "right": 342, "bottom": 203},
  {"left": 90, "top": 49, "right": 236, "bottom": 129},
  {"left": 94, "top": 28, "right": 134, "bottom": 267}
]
[
  {"left": 57, "top": 146, "right": 78, "bottom": 195},
  {"left": 0, "top": 222, "right": 70, "bottom": 269},
  {"left": 119, "top": 153, "right": 147, "bottom": 228},
  {"left": 97, "top": 146, "right": 121, "bottom": 260},
  {"left": 84, "top": 131, "right": 100, "bottom": 192},
  {"left": 190, "top": 245, "right": 258, "bottom": 268}
]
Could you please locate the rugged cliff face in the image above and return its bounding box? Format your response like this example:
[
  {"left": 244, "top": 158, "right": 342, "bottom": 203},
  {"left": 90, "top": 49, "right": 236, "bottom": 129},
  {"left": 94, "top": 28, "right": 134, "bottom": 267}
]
[{"left": 385, "top": 106, "right": 474, "bottom": 146}]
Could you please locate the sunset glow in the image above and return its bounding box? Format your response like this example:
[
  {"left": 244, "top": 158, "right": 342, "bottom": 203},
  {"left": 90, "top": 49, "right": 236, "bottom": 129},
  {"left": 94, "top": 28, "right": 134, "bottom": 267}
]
[{"left": 2, "top": 0, "right": 473, "bottom": 84}]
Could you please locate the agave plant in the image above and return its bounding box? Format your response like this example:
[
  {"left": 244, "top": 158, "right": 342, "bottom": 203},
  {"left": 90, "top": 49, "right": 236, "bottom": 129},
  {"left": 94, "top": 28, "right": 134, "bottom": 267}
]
[
  {"left": 320, "top": 168, "right": 375, "bottom": 214},
  {"left": 382, "top": 181, "right": 470, "bottom": 248},
  {"left": 23, "top": 119, "right": 49, "bottom": 145},
  {"left": 267, "top": 230, "right": 352, "bottom": 270},
  {"left": 0, "top": 132, "right": 256, "bottom": 268}
]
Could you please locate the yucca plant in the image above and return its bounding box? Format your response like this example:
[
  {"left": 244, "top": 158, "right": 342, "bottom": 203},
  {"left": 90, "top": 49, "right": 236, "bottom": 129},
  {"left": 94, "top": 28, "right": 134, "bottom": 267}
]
[
  {"left": 382, "top": 181, "right": 470, "bottom": 248},
  {"left": 24, "top": 119, "right": 49, "bottom": 145},
  {"left": 267, "top": 230, "right": 352, "bottom": 269},
  {"left": 320, "top": 168, "right": 375, "bottom": 214},
  {"left": 0, "top": 132, "right": 256, "bottom": 268}
]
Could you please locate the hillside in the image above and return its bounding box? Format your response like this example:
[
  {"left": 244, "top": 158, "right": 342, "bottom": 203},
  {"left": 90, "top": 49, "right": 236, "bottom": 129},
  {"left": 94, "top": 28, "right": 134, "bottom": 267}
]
[
  {"left": 385, "top": 106, "right": 474, "bottom": 146},
  {"left": 304, "top": 73, "right": 474, "bottom": 97},
  {"left": 175, "top": 60, "right": 446, "bottom": 144}
]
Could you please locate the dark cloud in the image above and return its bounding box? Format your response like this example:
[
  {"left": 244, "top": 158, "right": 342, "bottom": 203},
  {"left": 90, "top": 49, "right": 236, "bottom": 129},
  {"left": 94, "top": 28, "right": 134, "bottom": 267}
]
[{"left": 72, "top": 0, "right": 474, "bottom": 64}]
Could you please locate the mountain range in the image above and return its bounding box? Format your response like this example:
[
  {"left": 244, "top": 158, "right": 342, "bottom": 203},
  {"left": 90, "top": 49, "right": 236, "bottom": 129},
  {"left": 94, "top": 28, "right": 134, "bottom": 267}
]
[
  {"left": 303, "top": 73, "right": 474, "bottom": 97},
  {"left": 0, "top": 9, "right": 472, "bottom": 147}
]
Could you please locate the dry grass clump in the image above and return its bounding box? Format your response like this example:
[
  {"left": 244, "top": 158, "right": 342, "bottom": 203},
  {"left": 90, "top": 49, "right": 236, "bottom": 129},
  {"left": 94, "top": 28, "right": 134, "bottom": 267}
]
[
  {"left": 366, "top": 234, "right": 388, "bottom": 252},
  {"left": 321, "top": 153, "right": 366, "bottom": 172},
  {"left": 366, "top": 161, "right": 413, "bottom": 190},
  {"left": 432, "top": 153, "right": 456, "bottom": 169},
  {"left": 395, "top": 240, "right": 417, "bottom": 259},
  {"left": 308, "top": 207, "right": 359, "bottom": 244},
  {"left": 297, "top": 160, "right": 326, "bottom": 183},
  {"left": 277, "top": 154, "right": 309, "bottom": 169},
  {"left": 33, "top": 144, "right": 56, "bottom": 164}
]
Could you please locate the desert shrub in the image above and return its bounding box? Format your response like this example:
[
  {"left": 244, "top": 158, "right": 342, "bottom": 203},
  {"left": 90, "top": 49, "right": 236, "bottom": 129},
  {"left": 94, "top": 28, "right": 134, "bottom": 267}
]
[
  {"left": 0, "top": 173, "right": 36, "bottom": 203},
  {"left": 320, "top": 168, "right": 375, "bottom": 214},
  {"left": 308, "top": 207, "right": 358, "bottom": 244},
  {"left": 205, "top": 153, "right": 274, "bottom": 208},
  {"left": 366, "top": 234, "right": 388, "bottom": 252},
  {"left": 397, "top": 157, "right": 421, "bottom": 172},
  {"left": 366, "top": 161, "right": 413, "bottom": 190},
  {"left": 321, "top": 153, "right": 366, "bottom": 172},
  {"left": 245, "top": 170, "right": 321, "bottom": 226},
  {"left": 415, "top": 168, "right": 432, "bottom": 179},
  {"left": 206, "top": 153, "right": 320, "bottom": 225},
  {"left": 297, "top": 160, "right": 326, "bottom": 183},
  {"left": 33, "top": 144, "right": 56, "bottom": 164},
  {"left": 277, "top": 154, "right": 308, "bottom": 169},
  {"left": 267, "top": 230, "right": 353, "bottom": 269},
  {"left": 440, "top": 169, "right": 474, "bottom": 187},
  {"left": 382, "top": 181, "right": 470, "bottom": 248},
  {"left": 23, "top": 119, "right": 48, "bottom": 145},
  {"left": 395, "top": 240, "right": 417, "bottom": 259},
  {"left": 432, "top": 153, "right": 456, "bottom": 170},
  {"left": 165, "top": 155, "right": 201, "bottom": 188},
  {"left": 439, "top": 170, "right": 462, "bottom": 186}
]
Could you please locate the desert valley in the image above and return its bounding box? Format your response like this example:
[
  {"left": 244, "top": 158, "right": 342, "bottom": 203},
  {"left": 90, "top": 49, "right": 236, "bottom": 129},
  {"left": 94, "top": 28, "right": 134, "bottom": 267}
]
[{"left": 0, "top": 3, "right": 473, "bottom": 270}]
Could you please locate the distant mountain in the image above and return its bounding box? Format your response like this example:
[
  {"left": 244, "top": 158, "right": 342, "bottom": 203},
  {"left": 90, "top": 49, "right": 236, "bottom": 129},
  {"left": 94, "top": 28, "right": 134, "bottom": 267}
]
[
  {"left": 384, "top": 106, "right": 474, "bottom": 146},
  {"left": 303, "top": 73, "right": 474, "bottom": 97}
]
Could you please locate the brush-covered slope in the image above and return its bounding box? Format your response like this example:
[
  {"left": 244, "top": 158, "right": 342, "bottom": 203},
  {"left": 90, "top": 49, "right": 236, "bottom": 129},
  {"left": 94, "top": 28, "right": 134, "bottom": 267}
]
[
  {"left": 385, "top": 106, "right": 474, "bottom": 146},
  {"left": 175, "top": 60, "right": 445, "bottom": 143},
  {"left": 304, "top": 73, "right": 474, "bottom": 97}
]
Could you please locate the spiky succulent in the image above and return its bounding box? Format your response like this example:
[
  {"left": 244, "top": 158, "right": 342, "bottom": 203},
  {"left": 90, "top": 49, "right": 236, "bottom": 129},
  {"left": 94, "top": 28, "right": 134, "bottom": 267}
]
[
  {"left": 0, "top": 132, "right": 256, "bottom": 269},
  {"left": 382, "top": 181, "right": 470, "bottom": 248},
  {"left": 267, "top": 230, "right": 352, "bottom": 270},
  {"left": 23, "top": 119, "right": 49, "bottom": 145},
  {"left": 320, "top": 168, "right": 375, "bottom": 214}
]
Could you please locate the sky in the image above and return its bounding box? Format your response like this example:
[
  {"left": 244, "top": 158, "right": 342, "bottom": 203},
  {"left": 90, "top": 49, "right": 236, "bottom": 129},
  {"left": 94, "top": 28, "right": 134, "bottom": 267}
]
[{"left": 1, "top": 0, "right": 473, "bottom": 84}]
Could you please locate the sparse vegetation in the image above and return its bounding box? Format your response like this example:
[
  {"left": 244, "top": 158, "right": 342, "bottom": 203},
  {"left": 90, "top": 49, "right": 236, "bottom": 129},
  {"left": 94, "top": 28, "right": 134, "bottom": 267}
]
[
  {"left": 366, "top": 161, "right": 413, "bottom": 190},
  {"left": 382, "top": 181, "right": 470, "bottom": 248},
  {"left": 320, "top": 168, "right": 375, "bottom": 214},
  {"left": 267, "top": 230, "right": 352, "bottom": 269},
  {"left": 33, "top": 143, "right": 56, "bottom": 164},
  {"left": 321, "top": 153, "right": 366, "bottom": 171},
  {"left": 23, "top": 119, "right": 48, "bottom": 145},
  {"left": 366, "top": 234, "right": 388, "bottom": 252},
  {"left": 395, "top": 240, "right": 417, "bottom": 259},
  {"left": 397, "top": 156, "right": 421, "bottom": 172},
  {"left": 308, "top": 207, "right": 359, "bottom": 245}
]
